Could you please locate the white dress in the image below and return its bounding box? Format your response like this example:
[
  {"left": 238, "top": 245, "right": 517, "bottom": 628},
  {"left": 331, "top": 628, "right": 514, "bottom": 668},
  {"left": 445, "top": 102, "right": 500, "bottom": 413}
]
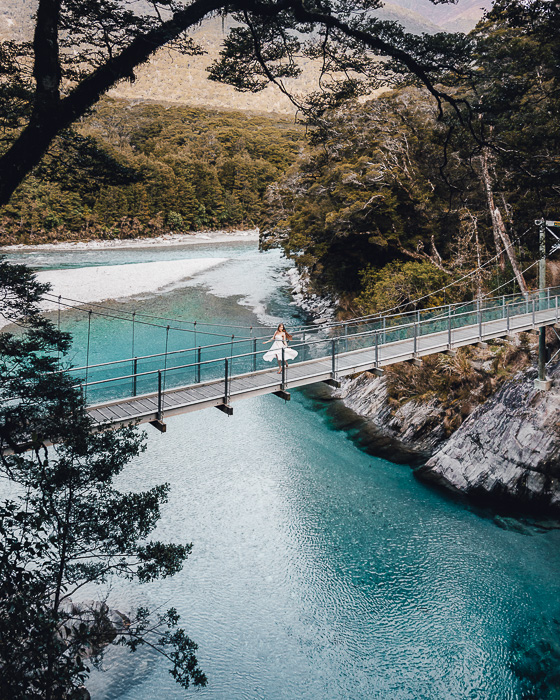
[{"left": 263, "top": 333, "right": 298, "bottom": 362}]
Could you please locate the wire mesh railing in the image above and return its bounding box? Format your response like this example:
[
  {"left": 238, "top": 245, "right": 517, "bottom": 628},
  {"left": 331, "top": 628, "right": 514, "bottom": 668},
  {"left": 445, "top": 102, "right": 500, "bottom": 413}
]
[{"left": 59, "top": 287, "right": 560, "bottom": 408}]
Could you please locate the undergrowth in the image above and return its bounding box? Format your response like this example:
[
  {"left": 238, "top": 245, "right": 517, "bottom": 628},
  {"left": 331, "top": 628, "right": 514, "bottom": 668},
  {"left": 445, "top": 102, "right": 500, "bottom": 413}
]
[{"left": 385, "top": 336, "right": 534, "bottom": 435}]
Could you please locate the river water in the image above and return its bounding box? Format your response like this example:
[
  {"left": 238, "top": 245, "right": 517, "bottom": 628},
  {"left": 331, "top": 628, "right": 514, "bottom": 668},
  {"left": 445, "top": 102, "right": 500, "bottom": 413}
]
[{"left": 6, "top": 239, "right": 560, "bottom": 699}]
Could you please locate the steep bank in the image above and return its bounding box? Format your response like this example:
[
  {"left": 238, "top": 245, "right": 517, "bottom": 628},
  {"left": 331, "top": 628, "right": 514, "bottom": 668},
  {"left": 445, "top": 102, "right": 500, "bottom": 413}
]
[
  {"left": 332, "top": 370, "right": 446, "bottom": 458},
  {"left": 417, "top": 364, "right": 560, "bottom": 514},
  {"left": 331, "top": 339, "right": 560, "bottom": 514}
]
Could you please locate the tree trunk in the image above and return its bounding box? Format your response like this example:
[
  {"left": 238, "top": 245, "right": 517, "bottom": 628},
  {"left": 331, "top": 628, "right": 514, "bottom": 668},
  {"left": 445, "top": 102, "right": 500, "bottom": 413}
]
[
  {"left": 480, "top": 148, "right": 528, "bottom": 295},
  {"left": 0, "top": 0, "right": 227, "bottom": 206}
]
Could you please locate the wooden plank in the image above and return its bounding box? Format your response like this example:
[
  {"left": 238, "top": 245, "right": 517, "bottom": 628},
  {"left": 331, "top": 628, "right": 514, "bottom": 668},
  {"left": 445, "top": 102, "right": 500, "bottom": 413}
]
[
  {"left": 230, "top": 377, "right": 261, "bottom": 390},
  {"left": 105, "top": 402, "right": 136, "bottom": 420},
  {"left": 186, "top": 384, "right": 224, "bottom": 399},
  {"left": 169, "top": 387, "right": 210, "bottom": 402},
  {"left": 89, "top": 409, "right": 109, "bottom": 424},
  {"left": 130, "top": 398, "right": 158, "bottom": 413},
  {"left": 94, "top": 406, "right": 120, "bottom": 422},
  {"left": 98, "top": 404, "right": 127, "bottom": 421}
]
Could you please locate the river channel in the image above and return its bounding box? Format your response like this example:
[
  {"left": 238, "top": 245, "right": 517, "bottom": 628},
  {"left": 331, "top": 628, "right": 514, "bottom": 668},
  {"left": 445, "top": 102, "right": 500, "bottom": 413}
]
[{"left": 5, "top": 237, "right": 560, "bottom": 700}]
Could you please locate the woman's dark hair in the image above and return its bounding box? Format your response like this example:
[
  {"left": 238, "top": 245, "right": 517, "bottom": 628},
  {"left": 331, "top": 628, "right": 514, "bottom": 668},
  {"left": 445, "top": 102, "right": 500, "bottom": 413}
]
[{"left": 277, "top": 323, "right": 293, "bottom": 341}]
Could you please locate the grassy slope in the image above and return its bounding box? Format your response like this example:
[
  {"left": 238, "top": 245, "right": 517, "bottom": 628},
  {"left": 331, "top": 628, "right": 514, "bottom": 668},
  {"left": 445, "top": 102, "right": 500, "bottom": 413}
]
[{"left": 0, "top": 2, "right": 488, "bottom": 114}]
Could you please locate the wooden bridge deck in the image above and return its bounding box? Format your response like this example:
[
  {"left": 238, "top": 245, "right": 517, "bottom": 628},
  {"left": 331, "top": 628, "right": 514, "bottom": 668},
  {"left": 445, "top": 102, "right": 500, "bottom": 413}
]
[{"left": 87, "top": 305, "right": 559, "bottom": 429}]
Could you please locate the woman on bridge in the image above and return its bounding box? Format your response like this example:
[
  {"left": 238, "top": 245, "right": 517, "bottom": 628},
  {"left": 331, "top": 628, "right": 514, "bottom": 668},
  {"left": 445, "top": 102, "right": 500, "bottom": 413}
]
[{"left": 263, "top": 323, "right": 298, "bottom": 373}]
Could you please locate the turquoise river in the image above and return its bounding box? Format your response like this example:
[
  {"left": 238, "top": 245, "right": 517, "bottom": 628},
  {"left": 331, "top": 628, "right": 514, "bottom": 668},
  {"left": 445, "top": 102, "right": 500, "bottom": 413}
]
[{"left": 5, "top": 237, "right": 560, "bottom": 700}]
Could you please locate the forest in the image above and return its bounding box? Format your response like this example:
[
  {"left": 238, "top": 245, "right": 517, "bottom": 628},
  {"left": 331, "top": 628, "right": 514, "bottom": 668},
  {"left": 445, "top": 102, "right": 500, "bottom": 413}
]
[
  {"left": 261, "top": 0, "right": 560, "bottom": 313},
  {"left": 0, "top": 100, "right": 304, "bottom": 244},
  {"left": 1, "top": 0, "right": 558, "bottom": 318}
]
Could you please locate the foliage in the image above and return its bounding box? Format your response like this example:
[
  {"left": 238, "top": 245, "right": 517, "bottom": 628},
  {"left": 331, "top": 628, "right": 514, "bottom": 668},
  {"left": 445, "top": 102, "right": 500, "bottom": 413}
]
[
  {"left": 355, "top": 261, "right": 452, "bottom": 314},
  {"left": 0, "top": 257, "right": 206, "bottom": 698},
  {"left": 385, "top": 342, "right": 532, "bottom": 434},
  {"left": 263, "top": 1, "right": 559, "bottom": 309},
  {"left": 263, "top": 88, "right": 486, "bottom": 298},
  {"left": 0, "top": 99, "right": 304, "bottom": 244},
  {"left": 0, "top": 0, "right": 471, "bottom": 209}
]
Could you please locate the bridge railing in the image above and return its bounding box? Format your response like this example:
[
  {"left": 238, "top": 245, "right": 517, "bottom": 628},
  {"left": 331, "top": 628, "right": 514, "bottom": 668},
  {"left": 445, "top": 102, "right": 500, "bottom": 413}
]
[
  {"left": 328, "top": 286, "right": 560, "bottom": 337},
  {"left": 62, "top": 287, "right": 560, "bottom": 407}
]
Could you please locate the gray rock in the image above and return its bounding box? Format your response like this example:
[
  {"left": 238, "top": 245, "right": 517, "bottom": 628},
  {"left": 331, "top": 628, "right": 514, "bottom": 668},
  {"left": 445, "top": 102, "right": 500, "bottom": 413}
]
[
  {"left": 332, "top": 372, "right": 447, "bottom": 454},
  {"left": 417, "top": 364, "right": 560, "bottom": 513}
]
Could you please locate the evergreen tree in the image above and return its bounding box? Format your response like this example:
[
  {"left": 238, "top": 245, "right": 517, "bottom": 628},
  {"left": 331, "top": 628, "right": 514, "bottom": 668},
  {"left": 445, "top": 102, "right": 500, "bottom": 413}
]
[{"left": 0, "top": 257, "right": 206, "bottom": 698}]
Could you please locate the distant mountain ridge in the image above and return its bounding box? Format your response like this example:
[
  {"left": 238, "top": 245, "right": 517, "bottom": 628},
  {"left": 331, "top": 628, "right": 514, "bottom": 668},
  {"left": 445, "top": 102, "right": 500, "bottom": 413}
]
[
  {"left": 0, "top": 1, "right": 492, "bottom": 113},
  {"left": 390, "top": 0, "right": 492, "bottom": 30}
]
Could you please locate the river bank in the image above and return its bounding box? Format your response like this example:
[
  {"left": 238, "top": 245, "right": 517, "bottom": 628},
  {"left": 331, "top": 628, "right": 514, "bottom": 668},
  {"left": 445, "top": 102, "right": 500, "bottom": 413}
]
[
  {"left": 0, "top": 229, "right": 259, "bottom": 253},
  {"left": 331, "top": 336, "right": 560, "bottom": 516}
]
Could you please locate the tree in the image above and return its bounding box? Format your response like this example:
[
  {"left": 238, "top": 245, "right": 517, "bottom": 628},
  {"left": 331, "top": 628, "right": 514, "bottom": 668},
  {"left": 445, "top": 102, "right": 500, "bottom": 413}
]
[
  {"left": 261, "top": 1, "right": 560, "bottom": 305},
  {"left": 0, "top": 257, "right": 206, "bottom": 698},
  {"left": 438, "top": 0, "right": 560, "bottom": 278},
  {"left": 355, "top": 260, "right": 452, "bottom": 314},
  {"left": 263, "top": 89, "right": 468, "bottom": 295},
  {"left": 0, "top": 0, "right": 470, "bottom": 208}
]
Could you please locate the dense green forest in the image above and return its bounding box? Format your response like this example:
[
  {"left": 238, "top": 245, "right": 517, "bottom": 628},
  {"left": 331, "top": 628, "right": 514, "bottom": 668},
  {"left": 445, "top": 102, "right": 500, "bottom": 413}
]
[
  {"left": 0, "top": 101, "right": 304, "bottom": 244},
  {"left": 261, "top": 0, "right": 560, "bottom": 313},
  {"left": 2, "top": 0, "right": 558, "bottom": 323}
]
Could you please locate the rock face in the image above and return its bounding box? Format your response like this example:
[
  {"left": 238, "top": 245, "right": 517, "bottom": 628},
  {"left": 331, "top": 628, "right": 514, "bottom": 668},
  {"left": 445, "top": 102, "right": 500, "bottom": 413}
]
[
  {"left": 332, "top": 371, "right": 447, "bottom": 456},
  {"left": 417, "top": 364, "right": 560, "bottom": 514},
  {"left": 285, "top": 267, "right": 337, "bottom": 324},
  {"left": 332, "top": 359, "right": 560, "bottom": 514}
]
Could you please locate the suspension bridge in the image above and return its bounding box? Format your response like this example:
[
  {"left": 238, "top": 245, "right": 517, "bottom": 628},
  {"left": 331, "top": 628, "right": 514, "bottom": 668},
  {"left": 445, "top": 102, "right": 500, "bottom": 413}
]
[{"left": 54, "top": 287, "right": 560, "bottom": 433}]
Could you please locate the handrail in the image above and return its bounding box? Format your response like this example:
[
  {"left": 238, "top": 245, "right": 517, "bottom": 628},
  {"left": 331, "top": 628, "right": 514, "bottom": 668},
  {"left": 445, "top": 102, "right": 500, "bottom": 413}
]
[
  {"left": 62, "top": 287, "right": 560, "bottom": 378},
  {"left": 71, "top": 291, "right": 560, "bottom": 401}
]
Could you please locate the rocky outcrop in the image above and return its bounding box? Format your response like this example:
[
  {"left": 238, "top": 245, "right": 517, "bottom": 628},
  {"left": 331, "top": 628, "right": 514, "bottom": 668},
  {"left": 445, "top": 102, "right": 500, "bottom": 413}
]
[
  {"left": 285, "top": 267, "right": 337, "bottom": 324},
  {"left": 332, "top": 355, "right": 560, "bottom": 514},
  {"left": 332, "top": 371, "right": 447, "bottom": 456},
  {"left": 417, "top": 364, "right": 560, "bottom": 514}
]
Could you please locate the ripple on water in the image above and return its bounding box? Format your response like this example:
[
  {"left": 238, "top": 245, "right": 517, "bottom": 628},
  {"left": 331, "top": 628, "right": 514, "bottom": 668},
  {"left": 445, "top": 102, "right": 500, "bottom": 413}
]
[{"left": 18, "top": 243, "right": 560, "bottom": 700}]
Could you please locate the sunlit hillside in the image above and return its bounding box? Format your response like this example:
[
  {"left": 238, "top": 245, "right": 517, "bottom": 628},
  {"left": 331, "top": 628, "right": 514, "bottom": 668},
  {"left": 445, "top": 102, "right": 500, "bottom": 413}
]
[{"left": 0, "top": 0, "right": 492, "bottom": 113}]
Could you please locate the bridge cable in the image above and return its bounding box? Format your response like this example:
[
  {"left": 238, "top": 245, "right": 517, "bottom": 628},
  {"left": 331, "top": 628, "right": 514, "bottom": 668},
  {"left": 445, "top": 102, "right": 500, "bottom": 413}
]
[
  {"left": 38, "top": 225, "right": 535, "bottom": 335},
  {"left": 330, "top": 225, "right": 535, "bottom": 326}
]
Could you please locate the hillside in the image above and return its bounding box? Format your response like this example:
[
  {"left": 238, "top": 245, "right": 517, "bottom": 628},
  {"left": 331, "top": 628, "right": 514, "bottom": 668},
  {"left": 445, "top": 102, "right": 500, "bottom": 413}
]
[
  {"left": 0, "top": 1, "right": 491, "bottom": 114},
  {"left": 0, "top": 98, "right": 305, "bottom": 245}
]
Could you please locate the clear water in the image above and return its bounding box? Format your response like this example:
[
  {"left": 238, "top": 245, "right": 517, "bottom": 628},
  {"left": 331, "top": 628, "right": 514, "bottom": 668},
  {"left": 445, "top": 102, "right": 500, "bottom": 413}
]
[{"left": 5, "top": 241, "right": 560, "bottom": 699}]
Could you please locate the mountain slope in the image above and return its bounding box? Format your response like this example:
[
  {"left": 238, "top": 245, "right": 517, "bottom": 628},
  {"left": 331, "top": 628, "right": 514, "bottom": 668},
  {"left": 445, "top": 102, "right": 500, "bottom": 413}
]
[{"left": 0, "top": 1, "right": 492, "bottom": 113}]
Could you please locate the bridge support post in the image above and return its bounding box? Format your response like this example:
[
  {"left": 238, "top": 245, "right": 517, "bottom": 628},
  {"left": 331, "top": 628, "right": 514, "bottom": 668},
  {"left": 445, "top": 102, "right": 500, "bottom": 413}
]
[
  {"left": 252, "top": 337, "right": 257, "bottom": 372},
  {"left": 413, "top": 321, "right": 418, "bottom": 357},
  {"left": 150, "top": 370, "right": 167, "bottom": 432},
  {"left": 216, "top": 358, "right": 233, "bottom": 415},
  {"left": 535, "top": 219, "right": 552, "bottom": 390},
  {"left": 330, "top": 339, "right": 337, "bottom": 382},
  {"left": 196, "top": 347, "right": 201, "bottom": 383},
  {"left": 157, "top": 370, "right": 163, "bottom": 420},
  {"left": 224, "top": 358, "right": 229, "bottom": 403},
  {"left": 375, "top": 331, "right": 379, "bottom": 367},
  {"left": 447, "top": 307, "right": 451, "bottom": 350},
  {"left": 477, "top": 299, "right": 482, "bottom": 340},
  {"left": 281, "top": 347, "right": 287, "bottom": 391},
  {"left": 132, "top": 357, "right": 138, "bottom": 397}
]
